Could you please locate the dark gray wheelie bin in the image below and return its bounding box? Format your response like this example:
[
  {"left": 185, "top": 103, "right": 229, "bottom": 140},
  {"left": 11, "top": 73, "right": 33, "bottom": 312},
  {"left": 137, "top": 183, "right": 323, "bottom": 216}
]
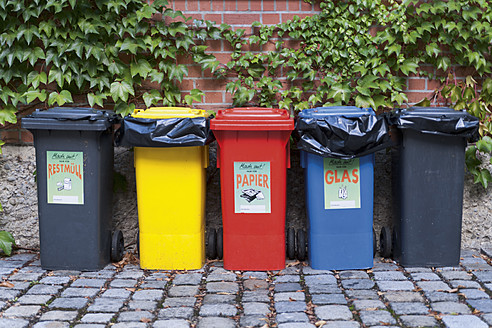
[
  {"left": 22, "top": 107, "right": 124, "bottom": 271},
  {"left": 380, "top": 107, "right": 479, "bottom": 267}
]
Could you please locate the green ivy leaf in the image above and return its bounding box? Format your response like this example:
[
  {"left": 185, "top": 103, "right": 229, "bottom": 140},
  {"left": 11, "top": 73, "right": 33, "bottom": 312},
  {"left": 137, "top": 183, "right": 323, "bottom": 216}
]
[
  {"left": 142, "top": 90, "right": 162, "bottom": 108},
  {"left": 110, "top": 81, "right": 134, "bottom": 102},
  {"left": 184, "top": 89, "right": 204, "bottom": 106},
  {"left": 87, "top": 93, "right": 107, "bottom": 108},
  {"left": 0, "top": 231, "right": 15, "bottom": 256},
  {"left": 399, "top": 59, "right": 419, "bottom": 76},
  {"left": 130, "top": 59, "right": 153, "bottom": 79},
  {"left": 0, "top": 105, "right": 17, "bottom": 125},
  {"left": 47, "top": 90, "right": 73, "bottom": 106}
]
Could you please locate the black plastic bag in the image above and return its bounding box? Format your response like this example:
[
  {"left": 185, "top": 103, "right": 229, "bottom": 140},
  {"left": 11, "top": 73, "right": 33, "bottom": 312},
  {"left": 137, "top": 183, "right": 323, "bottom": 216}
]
[{"left": 116, "top": 116, "right": 214, "bottom": 147}]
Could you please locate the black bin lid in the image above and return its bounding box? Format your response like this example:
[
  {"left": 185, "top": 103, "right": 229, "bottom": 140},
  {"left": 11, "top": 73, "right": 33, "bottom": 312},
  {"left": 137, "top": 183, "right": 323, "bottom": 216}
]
[{"left": 22, "top": 107, "right": 117, "bottom": 131}]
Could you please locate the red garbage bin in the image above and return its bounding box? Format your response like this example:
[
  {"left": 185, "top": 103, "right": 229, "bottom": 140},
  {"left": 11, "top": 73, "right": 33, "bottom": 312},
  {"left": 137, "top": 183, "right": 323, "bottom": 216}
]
[{"left": 211, "top": 107, "right": 294, "bottom": 271}]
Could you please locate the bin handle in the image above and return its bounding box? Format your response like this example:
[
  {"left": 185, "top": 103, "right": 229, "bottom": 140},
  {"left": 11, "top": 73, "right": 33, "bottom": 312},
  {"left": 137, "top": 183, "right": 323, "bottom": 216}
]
[
  {"left": 216, "top": 144, "right": 220, "bottom": 168},
  {"left": 203, "top": 145, "right": 209, "bottom": 169},
  {"left": 55, "top": 115, "right": 94, "bottom": 121},
  {"left": 286, "top": 142, "right": 291, "bottom": 169}
]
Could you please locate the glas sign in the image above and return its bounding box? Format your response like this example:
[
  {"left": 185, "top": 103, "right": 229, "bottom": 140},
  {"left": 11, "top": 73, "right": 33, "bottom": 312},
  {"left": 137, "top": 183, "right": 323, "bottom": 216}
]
[{"left": 324, "top": 158, "right": 360, "bottom": 209}]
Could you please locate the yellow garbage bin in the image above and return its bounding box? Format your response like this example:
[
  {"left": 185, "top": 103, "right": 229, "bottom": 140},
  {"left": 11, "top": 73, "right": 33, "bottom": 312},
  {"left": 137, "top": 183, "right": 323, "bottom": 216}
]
[{"left": 123, "top": 107, "right": 210, "bottom": 270}]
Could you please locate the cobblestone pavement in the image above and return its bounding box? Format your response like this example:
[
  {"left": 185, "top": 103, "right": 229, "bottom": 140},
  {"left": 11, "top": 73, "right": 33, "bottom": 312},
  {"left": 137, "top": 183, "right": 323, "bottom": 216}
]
[{"left": 2, "top": 249, "right": 492, "bottom": 328}]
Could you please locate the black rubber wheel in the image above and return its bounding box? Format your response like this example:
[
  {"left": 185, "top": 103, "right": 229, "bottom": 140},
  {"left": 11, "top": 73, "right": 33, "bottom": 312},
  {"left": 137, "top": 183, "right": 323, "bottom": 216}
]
[
  {"left": 296, "top": 229, "right": 307, "bottom": 261},
  {"left": 111, "top": 229, "right": 124, "bottom": 262},
  {"left": 216, "top": 227, "right": 223, "bottom": 260},
  {"left": 373, "top": 228, "right": 377, "bottom": 257},
  {"left": 379, "top": 226, "right": 392, "bottom": 258},
  {"left": 287, "top": 227, "right": 296, "bottom": 260},
  {"left": 206, "top": 228, "right": 217, "bottom": 259}
]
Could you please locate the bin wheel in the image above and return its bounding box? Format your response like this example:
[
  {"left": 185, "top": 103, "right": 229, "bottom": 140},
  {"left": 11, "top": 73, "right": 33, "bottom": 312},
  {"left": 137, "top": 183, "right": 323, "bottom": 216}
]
[
  {"left": 111, "top": 229, "right": 124, "bottom": 262},
  {"left": 206, "top": 228, "right": 217, "bottom": 260},
  {"left": 373, "top": 228, "right": 377, "bottom": 257},
  {"left": 287, "top": 227, "right": 296, "bottom": 260},
  {"left": 216, "top": 227, "right": 223, "bottom": 260},
  {"left": 296, "top": 229, "right": 307, "bottom": 261},
  {"left": 379, "top": 226, "right": 392, "bottom": 258}
]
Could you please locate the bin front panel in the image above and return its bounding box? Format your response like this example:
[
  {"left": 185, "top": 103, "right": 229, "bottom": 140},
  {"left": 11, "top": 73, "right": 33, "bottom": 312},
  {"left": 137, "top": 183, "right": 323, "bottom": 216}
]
[
  {"left": 33, "top": 129, "right": 113, "bottom": 271},
  {"left": 215, "top": 129, "right": 291, "bottom": 271},
  {"left": 303, "top": 151, "right": 374, "bottom": 270},
  {"left": 392, "top": 129, "right": 465, "bottom": 267},
  {"left": 135, "top": 146, "right": 207, "bottom": 270}
]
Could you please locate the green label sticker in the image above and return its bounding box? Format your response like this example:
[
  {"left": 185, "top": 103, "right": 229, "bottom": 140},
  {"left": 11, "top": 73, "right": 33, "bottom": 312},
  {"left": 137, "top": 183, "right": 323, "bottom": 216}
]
[
  {"left": 324, "top": 158, "right": 360, "bottom": 209},
  {"left": 234, "top": 162, "right": 271, "bottom": 213},
  {"left": 47, "top": 151, "right": 84, "bottom": 205}
]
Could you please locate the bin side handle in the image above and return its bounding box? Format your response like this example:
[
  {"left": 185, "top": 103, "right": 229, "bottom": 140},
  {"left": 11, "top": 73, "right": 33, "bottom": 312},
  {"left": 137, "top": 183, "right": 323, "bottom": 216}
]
[
  {"left": 300, "top": 150, "right": 306, "bottom": 169},
  {"left": 286, "top": 141, "right": 291, "bottom": 169},
  {"left": 216, "top": 144, "right": 220, "bottom": 168},
  {"left": 203, "top": 145, "right": 209, "bottom": 169}
]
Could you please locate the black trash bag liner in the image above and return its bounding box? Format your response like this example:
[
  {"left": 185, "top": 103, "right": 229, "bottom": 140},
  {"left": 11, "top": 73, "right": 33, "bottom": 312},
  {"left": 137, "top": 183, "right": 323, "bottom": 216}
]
[
  {"left": 295, "top": 113, "right": 392, "bottom": 159},
  {"left": 390, "top": 107, "right": 480, "bottom": 142},
  {"left": 116, "top": 116, "right": 214, "bottom": 147}
]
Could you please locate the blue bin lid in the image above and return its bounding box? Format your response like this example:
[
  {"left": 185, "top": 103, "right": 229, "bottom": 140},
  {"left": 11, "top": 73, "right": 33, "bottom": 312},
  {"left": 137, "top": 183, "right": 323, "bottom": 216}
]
[{"left": 298, "top": 106, "right": 374, "bottom": 119}]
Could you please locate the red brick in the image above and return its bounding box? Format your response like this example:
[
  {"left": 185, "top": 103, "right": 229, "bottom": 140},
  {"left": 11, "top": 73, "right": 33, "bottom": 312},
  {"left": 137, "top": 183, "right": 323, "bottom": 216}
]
[
  {"left": 313, "top": 1, "right": 321, "bottom": 11},
  {"left": 261, "top": 42, "right": 277, "bottom": 52},
  {"left": 237, "top": 0, "right": 249, "bottom": 10},
  {"left": 250, "top": 1, "right": 261, "bottom": 10},
  {"left": 204, "top": 14, "right": 222, "bottom": 23},
  {"left": 281, "top": 13, "right": 312, "bottom": 22},
  {"left": 209, "top": 0, "right": 222, "bottom": 10},
  {"left": 225, "top": 0, "right": 236, "bottom": 10},
  {"left": 187, "top": 13, "right": 204, "bottom": 22},
  {"left": 454, "top": 66, "right": 476, "bottom": 77},
  {"left": 300, "top": 1, "right": 314, "bottom": 11},
  {"left": 405, "top": 91, "right": 433, "bottom": 104},
  {"left": 21, "top": 130, "right": 33, "bottom": 144},
  {"left": 289, "top": 0, "right": 300, "bottom": 11},
  {"left": 195, "top": 78, "right": 227, "bottom": 91},
  {"left": 223, "top": 42, "right": 234, "bottom": 52},
  {"left": 223, "top": 13, "right": 260, "bottom": 25},
  {"left": 276, "top": 0, "right": 287, "bottom": 10},
  {"left": 204, "top": 39, "right": 222, "bottom": 51},
  {"left": 205, "top": 91, "right": 224, "bottom": 103},
  {"left": 263, "top": 0, "right": 275, "bottom": 10},
  {"left": 407, "top": 78, "right": 426, "bottom": 91},
  {"left": 173, "top": 0, "right": 187, "bottom": 11},
  {"left": 224, "top": 92, "right": 234, "bottom": 103},
  {"left": 188, "top": 65, "right": 203, "bottom": 77},
  {"left": 214, "top": 52, "right": 232, "bottom": 65},
  {"left": 180, "top": 79, "right": 195, "bottom": 90},
  {"left": 1, "top": 129, "right": 20, "bottom": 144},
  {"left": 177, "top": 54, "right": 194, "bottom": 65},
  {"left": 241, "top": 42, "right": 261, "bottom": 52},
  {"left": 285, "top": 39, "right": 302, "bottom": 49},
  {"left": 427, "top": 79, "right": 442, "bottom": 91},
  {"left": 263, "top": 13, "right": 280, "bottom": 25},
  {"left": 186, "top": 0, "right": 199, "bottom": 11}
]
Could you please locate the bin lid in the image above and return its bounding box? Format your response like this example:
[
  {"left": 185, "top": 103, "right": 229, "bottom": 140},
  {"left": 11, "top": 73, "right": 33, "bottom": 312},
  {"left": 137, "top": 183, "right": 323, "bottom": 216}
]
[
  {"left": 298, "top": 106, "right": 374, "bottom": 118},
  {"left": 132, "top": 107, "right": 208, "bottom": 119},
  {"left": 21, "top": 107, "right": 117, "bottom": 131},
  {"left": 210, "top": 107, "right": 294, "bottom": 131}
]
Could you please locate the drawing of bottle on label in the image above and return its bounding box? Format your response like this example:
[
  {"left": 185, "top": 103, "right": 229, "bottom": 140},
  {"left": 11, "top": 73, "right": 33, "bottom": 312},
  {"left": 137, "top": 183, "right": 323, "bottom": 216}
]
[
  {"left": 240, "top": 188, "right": 265, "bottom": 203},
  {"left": 338, "top": 185, "right": 348, "bottom": 200},
  {"left": 56, "top": 178, "right": 72, "bottom": 191}
]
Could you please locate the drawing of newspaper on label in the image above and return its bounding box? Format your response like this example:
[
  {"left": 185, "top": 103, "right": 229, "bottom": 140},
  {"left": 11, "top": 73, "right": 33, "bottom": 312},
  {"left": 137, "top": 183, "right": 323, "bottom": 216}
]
[
  {"left": 324, "top": 158, "right": 360, "bottom": 209},
  {"left": 47, "top": 151, "right": 84, "bottom": 204},
  {"left": 234, "top": 162, "right": 271, "bottom": 213}
]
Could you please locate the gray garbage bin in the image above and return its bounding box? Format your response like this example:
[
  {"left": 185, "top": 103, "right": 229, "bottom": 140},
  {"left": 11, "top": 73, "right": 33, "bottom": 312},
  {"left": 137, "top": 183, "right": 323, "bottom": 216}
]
[{"left": 22, "top": 107, "right": 124, "bottom": 271}]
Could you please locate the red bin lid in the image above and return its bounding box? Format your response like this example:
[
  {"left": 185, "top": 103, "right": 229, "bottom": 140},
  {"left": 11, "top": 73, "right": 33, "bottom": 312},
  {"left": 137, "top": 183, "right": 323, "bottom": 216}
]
[{"left": 210, "top": 107, "right": 294, "bottom": 131}]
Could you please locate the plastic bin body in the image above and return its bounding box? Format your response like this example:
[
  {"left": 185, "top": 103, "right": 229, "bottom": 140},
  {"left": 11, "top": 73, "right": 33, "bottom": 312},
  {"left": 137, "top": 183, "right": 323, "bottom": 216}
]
[
  {"left": 392, "top": 114, "right": 467, "bottom": 267},
  {"left": 299, "top": 107, "right": 375, "bottom": 270},
  {"left": 21, "top": 108, "right": 114, "bottom": 271},
  {"left": 132, "top": 107, "right": 208, "bottom": 270},
  {"left": 211, "top": 108, "right": 294, "bottom": 271}
]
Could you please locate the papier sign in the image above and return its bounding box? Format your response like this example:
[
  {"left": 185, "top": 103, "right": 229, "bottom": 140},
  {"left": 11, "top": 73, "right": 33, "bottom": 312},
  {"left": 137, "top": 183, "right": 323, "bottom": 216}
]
[
  {"left": 324, "top": 158, "right": 360, "bottom": 209},
  {"left": 234, "top": 161, "right": 271, "bottom": 213},
  {"left": 47, "top": 151, "right": 84, "bottom": 204}
]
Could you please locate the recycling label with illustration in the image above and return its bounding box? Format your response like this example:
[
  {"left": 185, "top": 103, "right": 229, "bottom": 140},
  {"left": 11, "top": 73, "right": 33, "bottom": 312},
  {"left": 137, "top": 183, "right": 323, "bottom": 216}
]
[
  {"left": 324, "top": 158, "right": 360, "bottom": 209},
  {"left": 47, "top": 151, "right": 84, "bottom": 204},
  {"left": 234, "top": 161, "right": 271, "bottom": 213}
]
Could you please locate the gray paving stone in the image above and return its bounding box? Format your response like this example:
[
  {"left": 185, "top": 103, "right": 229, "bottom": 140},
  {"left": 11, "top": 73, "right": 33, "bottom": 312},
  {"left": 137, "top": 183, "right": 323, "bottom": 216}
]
[
  {"left": 127, "top": 300, "right": 157, "bottom": 311},
  {"left": 7, "top": 254, "right": 37, "bottom": 262},
  {"left": 163, "top": 297, "right": 196, "bottom": 307},
  {"left": 110, "top": 279, "right": 138, "bottom": 288},
  {"left": 441, "top": 270, "right": 473, "bottom": 280},
  {"left": 202, "top": 294, "right": 235, "bottom": 304},
  {"left": 206, "top": 282, "right": 238, "bottom": 293},
  {"left": 0, "top": 318, "right": 30, "bottom": 328},
  {"left": 80, "top": 313, "right": 115, "bottom": 323},
  {"left": 243, "top": 279, "right": 269, "bottom": 291},
  {"left": 168, "top": 285, "right": 199, "bottom": 297},
  {"left": 0, "top": 260, "right": 26, "bottom": 268},
  {"left": 339, "top": 271, "right": 370, "bottom": 279},
  {"left": 100, "top": 288, "right": 131, "bottom": 299},
  {"left": 80, "top": 271, "right": 115, "bottom": 279},
  {"left": 153, "top": 319, "right": 190, "bottom": 328},
  {"left": 307, "top": 284, "right": 342, "bottom": 294},
  {"left": 390, "top": 302, "right": 429, "bottom": 315},
  {"left": 114, "top": 270, "right": 144, "bottom": 279},
  {"left": 473, "top": 271, "right": 492, "bottom": 283},
  {"left": 463, "top": 263, "right": 492, "bottom": 271},
  {"left": 6, "top": 282, "right": 31, "bottom": 291},
  {"left": 173, "top": 273, "right": 202, "bottom": 285},
  {"left": 302, "top": 267, "right": 333, "bottom": 275},
  {"left": 304, "top": 274, "right": 336, "bottom": 285},
  {"left": 0, "top": 289, "right": 23, "bottom": 300},
  {"left": 377, "top": 280, "right": 415, "bottom": 291},
  {"left": 425, "top": 291, "right": 459, "bottom": 302},
  {"left": 399, "top": 315, "right": 439, "bottom": 328},
  {"left": 197, "top": 317, "right": 235, "bottom": 328},
  {"left": 274, "top": 275, "right": 299, "bottom": 283},
  {"left": 207, "top": 272, "right": 237, "bottom": 282},
  {"left": 243, "top": 302, "right": 270, "bottom": 315},
  {"left": 87, "top": 298, "right": 125, "bottom": 312},
  {"left": 359, "top": 310, "right": 396, "bottom": 326},
  {"left": 345, "top": 289, "right": 379, "bottom": 300},
  {"left": 276, "top": 312, "right": 309, "bottom": 323},
  {"left": 467, "top": 299, "right": 492, "bottom": 313},
  {"left": 239, "top": 315, "right": 268, "bottom": 327},
  {"left": 10, "top": 272, "right": 45, "bottom": 281},
  {"left": 274, "top": 292, "right": 305, "bottom": 302},
  {"left": 311, "top": 293, "right": 347, "bottom": 305},
  {"left": 373, "top": 271, "right": 407, "bottom": 281},
  {"left": 32, "top": 322, "right": 70, "bottom": 328},
  {"left": 383, "top": 291, "right": 424, "bottom": 302},
  {"left": 315, "top": 305, "right": 353, "bottom": 320},
  {"left": 416, "top": 281, "right": 450, "bottom": 291},
  {"left": 40, "top": 310, "right": 78, "bottom": 321},
  {"left": 275, "top": 301, "right": 306, "bottom": 313},
  {"left": 159, "top": 306, "right": 194, "bottom": 319},
  {"left": 278, "top": 324, "right": 316, "bottom": 328},
  {"left": 243, "top": 272, "right": 268, "bottom": 280},
  {"left": 460, "top": 289, "right": 490, "bottom": 299},
  {"left": 450, "top": 280, "right": 482, "bottom": 289},
  {"left": 3, "top": 305, "right": 41, "bottom": 318},
  {"left": 341, "top": 279, "right": 375, "bottom": 289},
  {"left": 274, "top": 282, "right": 302, "bottom": 292},
  {"left": 199, "top": 304, "right": 237, "bottom": 317},
  {"left": 432, "top": 301, "right": 471, "bottom": 314},
  {"left": 442, "top": 314, "right": 488, "bottom": 328},
  {"left": 60, "top": 288, "right": 99, "bottom": 298},
  {"left": 242, "top": 290, "right": 270, "bottom": 303},
  {"left": 118, "top": 311, "right": 153, "bottom": 322},
  {"left": 322, "top": 322, "right": 360, "bottom": 328},
  {"left": 71, "top": 279, "right": 106, "bottom": 288},
  {"left": 147, "top": 272, "right": 171, "bottom": 280},
  {"left": 132, "top": 289, "right": 164, "bottom": 301},
  {"left": 404, "top": 267, "right": 433, "bottom": 273},
  {"left": 39, "top": 276, "right": 71, "bottom": 285},
  {"left": 372, "top": 262, "right": 399, "bottom": 271},
  {"left": 111, "top": 323, "right": 146, "bottom": 328},
  {"left": 409, "top": 272, "right": 440, "bottom": 281},
  {"left": 279, "top": 266, "right": 301, "bottom": 275},
  {"left": 26, "top": 284, "right": 63, "bottom": 295},
  {"left": 353, "top": 299, "right": 386, "bottom": 310},
  {"left": 139, "top": 280, "right": 167, "bottom": 289},
  {"left": 482, "top": 313, "right": 492, "bottom": 325},
  {"left": 49, "top": 297, "right": 89, "bottom": 310}
]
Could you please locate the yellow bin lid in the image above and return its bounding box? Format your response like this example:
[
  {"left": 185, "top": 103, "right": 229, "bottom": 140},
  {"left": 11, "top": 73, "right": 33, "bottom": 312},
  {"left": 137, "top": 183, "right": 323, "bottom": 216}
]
[{"left": 132, "top": 107, "right": 208, "bottom": 119}]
